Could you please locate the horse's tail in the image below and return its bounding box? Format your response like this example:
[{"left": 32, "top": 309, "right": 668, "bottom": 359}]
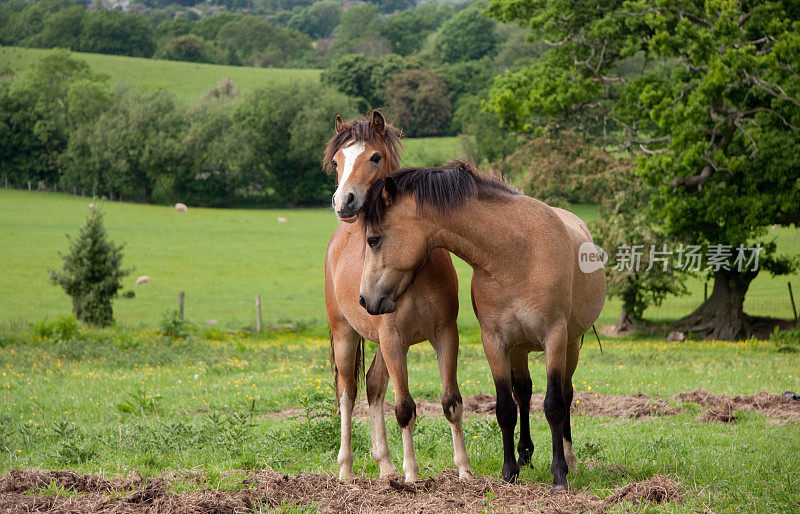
[{"left": 329, "top": 331, "right": 365, "bottom": 408}]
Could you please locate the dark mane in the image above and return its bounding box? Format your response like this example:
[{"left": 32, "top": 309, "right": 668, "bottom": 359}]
[
  {"left": 363, "top": 161, "right": 520, "bottom": 230},
  {"left": 323, "top": 117, "right": 403, "bottom": 173}
]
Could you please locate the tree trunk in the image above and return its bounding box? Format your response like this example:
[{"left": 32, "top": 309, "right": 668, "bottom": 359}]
[
  {"left": 674, "top": 270, "right": 757, "bottom": 340},
  {"left": 615, "top": 309, "right": 635, "bottom": 334}
]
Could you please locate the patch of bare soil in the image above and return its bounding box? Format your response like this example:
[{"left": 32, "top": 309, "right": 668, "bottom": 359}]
[
  {"left": 0, "top": 469, "right": 683, "bottom": 513},
  {"left": 673, "top": 389, "right": 800, "bottom": 422}
]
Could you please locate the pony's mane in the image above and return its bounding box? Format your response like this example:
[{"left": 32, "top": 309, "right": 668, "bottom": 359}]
[
  {"left": 323, "top": 117, "right": 403, "bottom": 173},
  {"left": 363, "top": 161, "right": 520, "bottom": 230}
]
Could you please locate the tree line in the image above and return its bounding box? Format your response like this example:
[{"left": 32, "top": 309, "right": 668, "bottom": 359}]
[{"left": 0, "top": 49, "right": 355, "bottom": 206}]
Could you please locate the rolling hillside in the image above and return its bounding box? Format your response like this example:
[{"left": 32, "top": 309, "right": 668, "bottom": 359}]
[{"left": 0, "top": 46, "right": 320, "bottom": 102}]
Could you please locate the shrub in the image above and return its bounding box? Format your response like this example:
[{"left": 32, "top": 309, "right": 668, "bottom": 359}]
[
  {"left": 30, "top": 316, "right": 80, "bottom": 342},
  {"left": 159, "top": 310, "right": 191, "bottom": 340},
  {"left": 48, "top": 207, "right": 131, "bottom": 327},
  {"left": 770, "top": 326, "right": 800, "bottom": 353}
]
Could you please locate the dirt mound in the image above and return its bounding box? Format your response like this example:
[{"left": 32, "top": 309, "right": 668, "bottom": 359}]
[
  {"left": 0, "top": 469, "right": 683, "bottom": 513},
  {"left": 272, "top": 389, "right": 800, "bottom": 423},
  {"left": 673, "top": 389, "right": 800, "bottom": 421},
  {"left": 602, "top": 474, "right": 684, "bottom": 505},
  {"left": 349, "top": 391, "right": 679, "bottom": 420},
  {"left": 0, "top": 469, "right": 145, "bottom": 494}
]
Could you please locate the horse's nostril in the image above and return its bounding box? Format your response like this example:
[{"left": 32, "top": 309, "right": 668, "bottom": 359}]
[
  {"left": 345, "top": 192, "right": 355, "bottom": 206},
  {"left": 358, "top": 295, "right": 367, "bottom": 308}
]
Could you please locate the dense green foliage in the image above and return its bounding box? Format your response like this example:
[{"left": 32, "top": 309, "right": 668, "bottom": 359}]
[
  {"left": 434, "top": 5, "right": 499, "bottom": 63},
  {"left": 487, "top": 0, "right": 800, "bottom": 338},
  {"left": 2, "top": 50, "right": 354, "bottom": 206},
  {"left": 48, "top": 207, "right": 131, "bottom": 326},
  {"left": 385, "top": 68, "right": 452, "bottom": 137}
]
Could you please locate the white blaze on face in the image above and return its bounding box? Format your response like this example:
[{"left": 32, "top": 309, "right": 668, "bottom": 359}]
[{"left": 333, "top": 141, "right": 366, "bottom": 211}]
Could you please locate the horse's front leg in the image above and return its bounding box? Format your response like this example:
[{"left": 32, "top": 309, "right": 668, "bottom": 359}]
[
  {"left": 510, "top": 348, "right": 534, "bottom": 467},
  {"left": 431, "top": 321, "right": 472, "bottom": 479},
  {"left": 378, "top": 327, "right": 418, "bottom": 483},
  {"left": 331, "top": 328, "right": 361, "bottom": 481},
  {"left": 481, "top": 332, "right": 518, "bottom": 483},
  {"left": 365, "top": 346, "right": 397, "bottom": 477}
]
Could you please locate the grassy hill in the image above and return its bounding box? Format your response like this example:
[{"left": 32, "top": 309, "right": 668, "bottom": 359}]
[
  {"left": 1, "top": 189, "right": 798, "bottom": 331},
  {"left": 0, "top": 46, "right": 320, "bottom": 102}
]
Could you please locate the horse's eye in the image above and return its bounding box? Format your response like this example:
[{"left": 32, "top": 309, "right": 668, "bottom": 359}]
[
  {"left": 367, "top": 236, "right": 381, "bottom": 248},
  {"left": 332, "top": 159, "right": 338, "bottom": 167},
  {"left": 370, "top": 153, "right": 381, "bottom": 163}
]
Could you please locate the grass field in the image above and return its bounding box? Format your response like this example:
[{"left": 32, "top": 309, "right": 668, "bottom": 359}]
[
  {"left": 1, "top": 189, "right": 798, "bottom": 332},
  {"left": 0, "top": 46, "right": 320, "bottom": 102},
  {"left": 0, "top": 325, "right": 798, "bottom": 511}
]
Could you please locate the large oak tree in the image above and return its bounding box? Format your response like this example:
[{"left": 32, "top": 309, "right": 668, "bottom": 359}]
[{"left": 487, "top": 0, "right": 800, "bottom": 339}]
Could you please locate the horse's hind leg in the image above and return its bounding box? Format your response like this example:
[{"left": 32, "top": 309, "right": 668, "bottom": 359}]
[
  {"left": 543, "top": 321, "right": 570, "bottom": 490},
  {"left": 332, "top": 327, "right": 361, "bottom": 481},
  {"left": 562, "top": 340, "right": 580, "bottom": 471},
  {"left": 378, "top": 326, "right": 418, "bottom": 482},
  {"left": 510, "top": 348, "right": 534, "bottom": 467},
  {"left": 431, "top": 322, "right": 472, "bottom": 479},
  {"left": 365, "top": 346, "right": 397, "bottom": 477},
  {"left": 481, "top": 332, "right": 518, "bottom": 483}
]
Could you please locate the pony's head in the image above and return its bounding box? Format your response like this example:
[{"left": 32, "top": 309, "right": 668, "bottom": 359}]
[
  {"left": 323, "top": 110, "right": 403, "bottom": 223},
  {"left": 358, "top": 162, "right": 518, "bottom": 315}
]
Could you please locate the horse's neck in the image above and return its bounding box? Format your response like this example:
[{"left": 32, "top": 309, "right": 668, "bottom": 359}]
[{"left": 431, "top": 197, "right": 534, "bottom": 279}]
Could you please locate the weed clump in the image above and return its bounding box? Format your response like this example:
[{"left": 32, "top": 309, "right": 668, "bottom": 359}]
[{"left": 769, "top": 325, "right": 800, "bottom": 353}]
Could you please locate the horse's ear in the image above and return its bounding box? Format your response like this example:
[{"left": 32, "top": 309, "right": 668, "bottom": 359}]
[
  {"left": 335, "top": 115, "right": 344, "bottom": 133},
  {"left": 371, "top": 110, "right": 385, "bottom": 137},
  {"left": 382, "top": 176, "right": 396, "bottom": 206}
]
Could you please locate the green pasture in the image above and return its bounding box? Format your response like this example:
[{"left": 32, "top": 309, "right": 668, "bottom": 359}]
[
  {"left": 401, "top": 136, "right": 466, "bottom": 167},
  {"left": 1, "top": 189, "right": 798, "bottom": 332},
  {"left": 0, "top": 46, "right": 320, "bottom": 102},
  {"left": 0, "top": 326, "right": 798, "bottom": 511}
]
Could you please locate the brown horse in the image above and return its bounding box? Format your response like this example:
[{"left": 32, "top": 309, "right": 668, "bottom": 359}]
[
  {"left": 358, "top": 162, "right": 606, "bottom": 490},
  {"left": 323, "top": 112, "right": 471, "bottom": 482}
]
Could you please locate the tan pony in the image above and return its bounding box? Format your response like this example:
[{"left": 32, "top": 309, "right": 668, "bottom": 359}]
[
  {"left": 359, "top": 162, "right": 606, "bottom": 490},
  {"left": 323, "top": 111, "right": 471, "bottom": 482}
]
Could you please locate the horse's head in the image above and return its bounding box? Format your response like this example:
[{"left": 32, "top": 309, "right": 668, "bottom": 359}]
[
  {"left": 323, "top": 110, "right": 402, "bottom": 223},
  {"left": 358, "top": 178, "right": 428, "bottom": 315}
]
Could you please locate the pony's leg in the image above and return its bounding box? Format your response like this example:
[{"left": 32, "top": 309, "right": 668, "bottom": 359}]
[
  {"left": 561, "top": 340, "right": 580, "bottom": 471},
  {"left": 332, "top": 328, "right": 361, "bottom": 481},
  {"left": 365, "top": 346, "right": 397, "bottom": 477},
  {"left": 431, "top": 322, "right": 472, "bottom": 479},
  {"left": 378, "top": 328, "right": 418, "bottom": 483},
  {"left": 481, "top": 333, "right": 518, "bottom": 483},
  {"left": 543, "top": 321, "right": 570, "bottom": 490},
  {"left": 510, "top": 348, "right": 534, "bottom": 467}
]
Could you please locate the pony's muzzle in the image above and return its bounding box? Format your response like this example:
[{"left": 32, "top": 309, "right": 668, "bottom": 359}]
[
  {"left": 359, "top": 294, "right": 397, "bottom": 315},
  {"left": 333, "top": 189, "right": 362, "bottom": 222}
]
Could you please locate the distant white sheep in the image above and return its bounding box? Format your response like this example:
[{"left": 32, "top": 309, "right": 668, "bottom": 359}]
[
  {"left": 278, "top": 217, "right": 288, "bottom": 223},
  {"left": 175, "top": 203, "right": 188, "bottom": 213},
  {"left": 135, "top": 275, "right": 151, "bottom": 287}
]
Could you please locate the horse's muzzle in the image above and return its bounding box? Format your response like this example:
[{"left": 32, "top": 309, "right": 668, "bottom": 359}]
[{"left": 359, "top": 294, "right": 397, "bottom": 315}]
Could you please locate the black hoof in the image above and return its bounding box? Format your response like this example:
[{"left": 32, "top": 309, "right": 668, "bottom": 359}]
[
  {"left": 549, "top": 483, "right": 569, "bottom": 494},
  {"left": 502, "top": 464, "right": 520, "bottom": 483}
]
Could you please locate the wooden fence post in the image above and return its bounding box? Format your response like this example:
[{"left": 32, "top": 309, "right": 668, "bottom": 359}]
[
  {"left": 255, "top": 294, "right": 262, "bottom": 332},
  {"left": 789, "top": 282, "right": 798, "bottom": 322},
  {"left": 179, "top": 291, "right": 185, "bottom": 319}
]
